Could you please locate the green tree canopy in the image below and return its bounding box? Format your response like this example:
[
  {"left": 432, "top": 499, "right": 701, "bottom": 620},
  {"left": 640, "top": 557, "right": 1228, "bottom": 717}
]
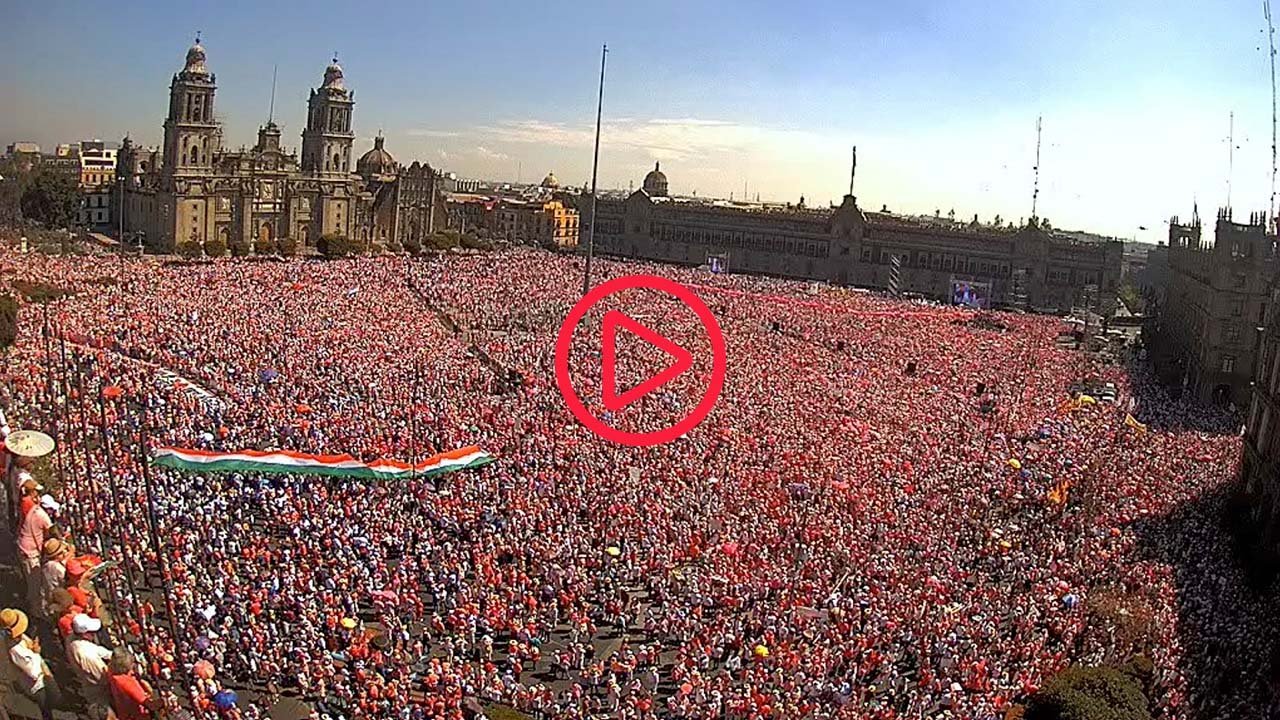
[
  {"left": 0, "top": 295, "right": 17, "bottom": 351},
  {"left": 318, "top": 233, "right": 359, "bottom": 258},
  {"left": 19, "top": 170, "right": 80, "bottom": 229},
  {"left": 1025, "top": 665, "right": 1150, "bottom": 720}
]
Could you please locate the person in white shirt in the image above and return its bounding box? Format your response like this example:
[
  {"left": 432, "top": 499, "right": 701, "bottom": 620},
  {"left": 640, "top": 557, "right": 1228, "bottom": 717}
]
[
  {"left": 66, "top": 613, "right": 113, "bottom": 717},
  {"left": 1, "top": 608, "right": 59, "bottom": 720}
]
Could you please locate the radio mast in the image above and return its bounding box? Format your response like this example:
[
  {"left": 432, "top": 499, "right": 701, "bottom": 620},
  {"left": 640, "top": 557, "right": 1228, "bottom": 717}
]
[{"left": 1031, "top": 116, "right": 1042, "bottom": 222}]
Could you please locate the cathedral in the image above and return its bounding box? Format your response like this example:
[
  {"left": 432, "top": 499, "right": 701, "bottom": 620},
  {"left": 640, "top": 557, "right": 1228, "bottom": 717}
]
[{"left": 118, "top": 38, "right": 446, "bottom": 254}]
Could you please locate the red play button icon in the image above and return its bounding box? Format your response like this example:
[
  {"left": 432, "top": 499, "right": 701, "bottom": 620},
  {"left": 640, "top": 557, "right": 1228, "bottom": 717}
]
[
  {"left": 555, "top": 274, "right": 727, "bottom": 447},
  {"left": 600, "top": 310, "right": 694, "bottom": 412}
]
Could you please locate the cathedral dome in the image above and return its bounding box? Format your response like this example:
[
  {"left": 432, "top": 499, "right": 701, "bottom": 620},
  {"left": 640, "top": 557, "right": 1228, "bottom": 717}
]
[
  {"left": 323, "top": 56, "right": 345, "bottom": 90},
  {"left": 642, "top": 162, "right": 668, "bottom": 197},
  {"left": 184, "top": 37, "right": 208, "bottom": 75},
  {"left": 357, "top": 135, "right": 396, "bottom": 178},
  {"left": 540, "top": 171, "right": 559, "bottom": 189}
]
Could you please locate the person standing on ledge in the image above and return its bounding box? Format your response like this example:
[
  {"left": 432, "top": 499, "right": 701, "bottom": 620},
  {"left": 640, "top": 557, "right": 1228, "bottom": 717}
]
[{"left": 1, "top": 608, "right": 59, "bottom": 720}]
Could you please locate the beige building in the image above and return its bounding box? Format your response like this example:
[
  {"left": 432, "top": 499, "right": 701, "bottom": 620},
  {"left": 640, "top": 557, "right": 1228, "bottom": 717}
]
[
  {"left": 119, "top": 39, "right": 446, "bottom": 253},
  {"left": 78, "top": 140, "right": 116, "bottom": 229},
  {"left": 586, "top": 163, "right": 1122, "bottom": 314},
  {"left": 490, "top": 197, "right": 580, "bottom": 249}
]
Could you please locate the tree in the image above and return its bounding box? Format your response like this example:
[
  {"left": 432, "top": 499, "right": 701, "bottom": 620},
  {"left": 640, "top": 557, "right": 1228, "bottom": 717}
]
[
  {"left": 229, "top": 237, "right": 251, "bottom": 257},
  {"left": 426, "top": 230, "right": 462, "bottom": 251},
  {"left": 254, "top": 237, "right": 277, "bottom": 256},
  {"left": 19, "top": 170, "right": 80, "bottom": 229},
  {"left": 0, "top": 157, "right": 29, "bottom": 226},
  {"left": 0, "top": 295, "right": 17, "bottom": 351},
  {"left": 403, "top": 235, "right": 423, "bottom": 256},
  {"left": 203, "top": 235, "right": 227, "bottom": 258},
  {"left": 176, "top": 240, "right": 203, "bottom": 259},
  {"left": 318, "top": 233, "right": 358, "bottom": 258},
  {"left": 460, "top": 233, "right": 491, "bottom": 250},
  {"left": 1024, "top": 665, "right": 1150, "bottom": 720},
  {"left": 278, "top": 236, "right": 298, "bottom": 256}
]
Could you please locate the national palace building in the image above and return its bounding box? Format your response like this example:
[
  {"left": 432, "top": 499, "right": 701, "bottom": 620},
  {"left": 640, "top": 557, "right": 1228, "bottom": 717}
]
[
  {"left": 585, "top": 163, "right": 1123, "bottom": 315},
  {"left": 117, "top": 38, "right": 445, "bottom": 253}
]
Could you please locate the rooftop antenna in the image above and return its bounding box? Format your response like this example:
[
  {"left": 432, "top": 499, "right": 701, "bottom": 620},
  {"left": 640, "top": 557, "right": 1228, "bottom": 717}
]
[
  {"left": 1267, "top": 0, "right": 1278, "bottom": 227},
  {"left": 1031, "top": 116, "right": 1042, "bottom": 221},
  {"left": 268, "top": 63, "right": 278, "bottom": 124},
  {"left": 1228, "top": 110, "right": 1235, "bottom": 209},
  {"left": 849, "top": 145, "right": 857, "bottom": 196}
]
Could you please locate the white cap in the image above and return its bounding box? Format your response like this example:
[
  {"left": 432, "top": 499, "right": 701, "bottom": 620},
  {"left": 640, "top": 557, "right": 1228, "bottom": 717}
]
[
  {"left": 71, "top": 614, "right": 101, "bottom": 634},
  {"left": 39, "top": 494, "right": 60, "bottom": 513}
]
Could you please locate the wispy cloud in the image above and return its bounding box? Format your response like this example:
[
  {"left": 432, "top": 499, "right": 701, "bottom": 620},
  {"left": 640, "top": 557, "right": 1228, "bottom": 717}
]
[
  {"left": 474, "top": 118, "right": 828, "bottom": 163},
  {"left": 475, "top": 145, "right": 509, "bottom": 161},
  {"left": 407, "top": 129, "right": 462, "bottom": 138}
]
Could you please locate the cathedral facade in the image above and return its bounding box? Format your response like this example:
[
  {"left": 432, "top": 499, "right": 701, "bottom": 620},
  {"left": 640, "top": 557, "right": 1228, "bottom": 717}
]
[{"left": 118, "top": 39, "right": 445, "bottom": 254}]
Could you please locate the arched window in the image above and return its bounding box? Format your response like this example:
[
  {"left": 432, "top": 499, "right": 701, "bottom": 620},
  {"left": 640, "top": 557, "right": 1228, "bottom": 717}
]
[
  {"left": 189, "top": 146, "right": 199, "bottom": 165},
  {"left": 332, "top": 153, "right": 341, "bottom": 171}
]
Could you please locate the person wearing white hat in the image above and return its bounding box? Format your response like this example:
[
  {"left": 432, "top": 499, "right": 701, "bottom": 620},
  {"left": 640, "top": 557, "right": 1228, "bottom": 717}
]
[
  {"left": 66, "top": 613, "right": 111, "bottom": 716},
  {"left": 17, "top": 495, "right": 59, "bottom": 615}
]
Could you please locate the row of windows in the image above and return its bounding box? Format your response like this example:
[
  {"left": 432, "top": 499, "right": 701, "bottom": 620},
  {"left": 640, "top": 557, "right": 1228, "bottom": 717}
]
[
  {"left": 859, "top": 247, "right": 1104, "bottom": 286},
  {"left": 650, "top": 223, "right": 828, "bottom": 258},
  {"left": 863, "top": 247, "right": 1015, "bottom": 278}
]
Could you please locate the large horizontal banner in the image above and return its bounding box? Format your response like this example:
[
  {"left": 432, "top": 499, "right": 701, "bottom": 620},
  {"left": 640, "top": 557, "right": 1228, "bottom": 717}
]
[{"left": 152, "top": 445, "right": 494, "bottom": 479}]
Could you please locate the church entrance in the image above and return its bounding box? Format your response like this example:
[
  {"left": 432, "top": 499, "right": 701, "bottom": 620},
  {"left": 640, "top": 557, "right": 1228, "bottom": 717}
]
[{"left": 1212, "top": 383, "right": 1233, "bottom": 406}]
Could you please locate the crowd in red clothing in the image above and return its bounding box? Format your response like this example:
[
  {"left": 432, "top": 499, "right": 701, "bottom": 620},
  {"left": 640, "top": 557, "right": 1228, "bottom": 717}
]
[{"left": 0, "top": 247, "right": 1264, "bottom": 719}]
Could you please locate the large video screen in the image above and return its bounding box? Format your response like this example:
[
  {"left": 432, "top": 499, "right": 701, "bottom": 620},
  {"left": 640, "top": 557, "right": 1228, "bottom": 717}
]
[{"left": 952, "top": 278, "right": 992, "bottom": 309}]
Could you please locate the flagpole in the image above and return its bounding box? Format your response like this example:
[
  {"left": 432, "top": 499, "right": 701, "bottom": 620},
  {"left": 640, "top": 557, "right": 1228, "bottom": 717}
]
[
  {"left": 410, "top": 361, "right": 419, "bottom": 484},
  {"left": 582, "top": 43, "right": 608, "bottom": 296},
  {"left": 135, "top": 395, "right": 182, "bottom": 652},
  {"left": 69, "top": 350, "right": 107, "bottom": 556},
  {"left": 96, "top": 382, "right": 141, "bottom": 606}
]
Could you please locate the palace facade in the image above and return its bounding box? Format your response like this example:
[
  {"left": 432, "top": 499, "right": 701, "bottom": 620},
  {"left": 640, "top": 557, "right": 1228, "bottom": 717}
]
[
  {"left": 585, "top": 163, "right": 1123, "bottom": 315},
  {"left": 118, "top": 39, "right": 446, "bottom": 253}
]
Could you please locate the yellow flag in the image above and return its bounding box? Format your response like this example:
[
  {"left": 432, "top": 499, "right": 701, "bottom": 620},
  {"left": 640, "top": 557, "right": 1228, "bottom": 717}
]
[{"left": 1124, "top": 413, "right": 1147, "bottom": 434}]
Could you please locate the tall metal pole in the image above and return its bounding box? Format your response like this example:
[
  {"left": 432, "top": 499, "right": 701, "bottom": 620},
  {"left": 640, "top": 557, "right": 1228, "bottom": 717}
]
[
  {"left": 118, "top": 172, "right": 125, "bottom": 279},
  {"left": 1228, "top": 110, "right": 1235, "bottom": 210},
  {"left": 1269, "top": 0, "right": 1278, "bottom": 228},
  {"left": 97, "top": 386, "right": 140, "bottom": 600},
  {"left": 848, "top": 146, "right": 857, "bottom": 197},
  {"left": 136, "top": 397, "right": 181, "bottom": 647},
  {"left": 70, "top": 352, "right": 107, "bottom": 556},
  {"left": 1031, "top": 116, "right": 1042, "bottom": 223},
  {"left": 582, "top": 43, "right": 608, "bottom": 296}
]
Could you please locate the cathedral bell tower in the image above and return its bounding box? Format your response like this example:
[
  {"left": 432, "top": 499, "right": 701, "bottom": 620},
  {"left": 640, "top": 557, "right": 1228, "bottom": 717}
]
[
  {"left": 301, "top": 56, "right": 355, "bottom": 177},
  {"left": 161, "top": 35, "right": 220, "bottom": 182}
]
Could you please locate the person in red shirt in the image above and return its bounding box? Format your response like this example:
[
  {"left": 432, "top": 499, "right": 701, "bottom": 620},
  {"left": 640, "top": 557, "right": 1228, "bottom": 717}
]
[{"left": 106, "top": 648, "right": 155, "bottom": 720}]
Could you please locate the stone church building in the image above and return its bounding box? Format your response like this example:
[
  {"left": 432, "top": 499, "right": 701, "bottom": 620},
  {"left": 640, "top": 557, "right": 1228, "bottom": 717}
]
[{"left": 118, "top": 38, "right": 446, "bottom": 253}]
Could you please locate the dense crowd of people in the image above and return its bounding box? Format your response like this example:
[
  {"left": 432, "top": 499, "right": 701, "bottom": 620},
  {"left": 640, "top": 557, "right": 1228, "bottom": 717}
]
[{"left": 0, "top": 247, "right": 1264, "bottom": 719}]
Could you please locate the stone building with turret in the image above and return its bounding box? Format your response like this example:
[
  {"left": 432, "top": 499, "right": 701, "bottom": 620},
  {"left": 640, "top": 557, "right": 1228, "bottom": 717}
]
[
  {"left": 118, "top": 38, "right": 446, "bottom": 254},
  {"left": 1150, "top": 206, "right": 1276, "bottom": 406}
]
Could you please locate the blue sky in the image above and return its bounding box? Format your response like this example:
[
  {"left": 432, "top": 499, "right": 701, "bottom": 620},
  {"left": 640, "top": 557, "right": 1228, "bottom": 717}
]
[{"left": 1, "top": 0, "right": 1275, "bottom": 242}]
